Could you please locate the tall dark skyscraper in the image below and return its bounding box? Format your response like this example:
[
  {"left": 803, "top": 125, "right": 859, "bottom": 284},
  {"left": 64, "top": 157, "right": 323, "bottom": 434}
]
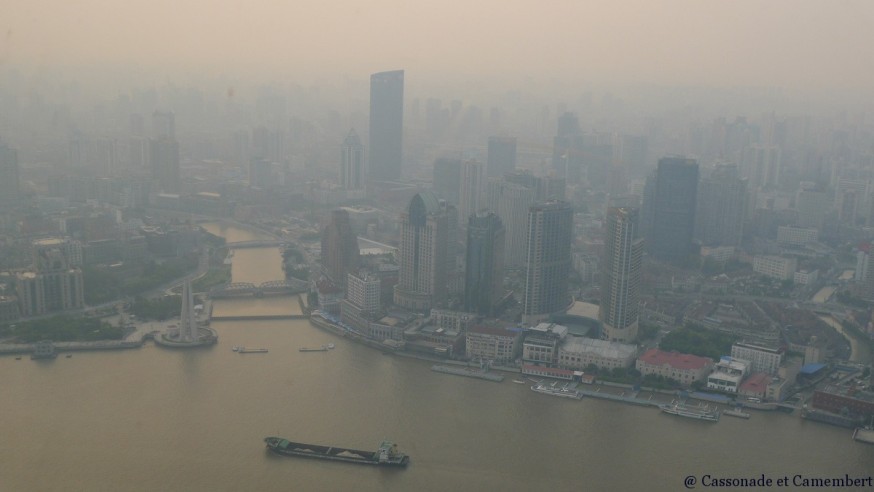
[
  {"left": 321, "top": 209, "right": 360, "bottom": 289},
  {"left": 523, "top": 200, "right": 573, "bottom": 323},
  {"left": 464, "top": 212, "right": 505, "bottom": 316},
  {"left": 486, "top": 136, "right": 517, "bottom": 178},
  {"left": 340, "top": 129, "right": 364, "bottom": 191},
  {"left": 695, "top": 164, "right": 747, "bottom": 247},
  {"left": 600, "top": 207, "right": 643, "bottom": 343},
  {"left": 368, "top": 70, "right": 404, "bottom": 182},
  {"left": 0, "top": 142, "right": 20, "bottom": 205},
  {"left": 651, "top": 157, "right": 699, "bottom": 262}
]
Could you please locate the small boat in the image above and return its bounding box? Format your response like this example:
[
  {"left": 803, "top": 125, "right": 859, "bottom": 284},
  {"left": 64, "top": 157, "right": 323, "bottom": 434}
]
[
  {"left": 15, "top": 356, "right": 21, "bottom": 360},
  {"left": 326, "top": 343, "right": 335, "bottom": 349},
  {"left": 723, "top": 408, "right": 751, "bottom": 419},
  {"left": 232, "top": 346, "right": 241, "bottom": 352},
  {"left": 238, "top": 348, "right": 268, "bottom": 353},
  {"left": 512, "top": 380, "right": 526, "bottom": 384},
  {"left": 65, "top": 354, "right": 72, "bottom": 358}
]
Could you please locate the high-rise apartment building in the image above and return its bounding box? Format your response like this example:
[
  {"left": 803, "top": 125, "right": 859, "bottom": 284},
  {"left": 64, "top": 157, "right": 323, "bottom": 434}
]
[
  {"left": 464, "top": 212, "right": 505, "bottom": 316},
  {"left": 599, "top": 207, "right": 643, "bottom": 343},
  {"left": 0, "top": 142, "right": 20, "bottom": 205},
  {"left": 16, "top": 238, "right": 85, "bottom": 317},
  {"left": 340, "top": 129, "right": 364, "bottom": 191},
  {"left": 321, "top": 209, "right": 360, "bottom": 289},
  {"left": 651, "top": 157, "right": 699, "bottom": 262},
  {"left": 394, "top": 191, "right": 453, "bottom": 311},
  {"left": 368, "top": 70, "right": 404, "bottom": 182},
  {"left": 486, "top": 136, "right": 517, "bottom": 178},
  {"left": 150, "top": 111, "right": 180, "bottom": 192},
  {"left": 523, "top": 200, "right": 573, "bottom": 323},
  {"left": 695, "top": 164, "right": 747, "bottom": 247}
]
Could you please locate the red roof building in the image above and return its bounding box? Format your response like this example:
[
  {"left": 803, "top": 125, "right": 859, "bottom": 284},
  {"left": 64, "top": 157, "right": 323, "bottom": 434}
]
[
  {"left": 738, "top": 372, "right": 770, "bottom": 400},
  {"left": 635, "top": 348, "right": 715, "bottom": 386}
]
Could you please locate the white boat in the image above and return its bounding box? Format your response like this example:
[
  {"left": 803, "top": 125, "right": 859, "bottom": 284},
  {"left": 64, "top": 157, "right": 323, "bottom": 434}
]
[
  {"left": 232, "top": 346, "right": 240, "bottom": 352},
  {"left": 531, "top": 383, "right": 584, "bottom": 400},
  {"left": 512, "top": 380, "right": 526, "bottom": 384},
  {"left": 660, "top": 400, "right": 720, "bottom": 422},
  {"left": 326, "top": 343, "right": 335, "bottom": 349}
]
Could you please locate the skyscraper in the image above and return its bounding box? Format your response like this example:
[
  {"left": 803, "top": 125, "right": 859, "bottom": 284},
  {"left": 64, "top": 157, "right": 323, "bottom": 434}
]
[
  {"left": 394, "top": 191, "right": 453, "bottom": 311},
  {"left": 433, "top": 157, "right": 462, "bottom": 205},
  {"left": 0, "top": 142, "right": 20, "bottom": 205},
  {"left": 651, "top": 157, "right": 699, "bottom": 262},
  {"left": 16, "top": 238, "right": 85, "bottom": 317},
  {"left": 464, "top": 212, "right": 505, "bottom": 316},
  {"left": 458, "top": 159, "right": 484, "bottom": 226},
  {"left": 695, "top": 164, "right": 747, "bottom": 247},
  {"left": 150, "top": 138, "right": 180, "bottom": 192},
  {"left": 150, "top": 112, "right": 180, "bottom": 192},
  {"left": 369, "top": 70, "right": 404, "bottom": 182},
  {"left": 487, "top": 136, "right": 517, "bottom": 178},
  {"left": 340, "top": 129, "right": 364, "bottom": 191},
  {"left": 600, "top": 207, "right": 643, "bottom": 343},
  {"left": 321, "top": 209, "right": 360, "bottom": 289},
  {"left": 487, "top": 179, "right": 536, "bottom": 267},
  {"left": 523, "top": 200, "right": 573, "bottom": 323}
]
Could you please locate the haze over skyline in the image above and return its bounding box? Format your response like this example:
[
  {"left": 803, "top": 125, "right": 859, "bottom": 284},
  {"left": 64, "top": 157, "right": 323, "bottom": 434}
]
[{"left": 2, "top": 0, "right": 873, "bottom": 97}]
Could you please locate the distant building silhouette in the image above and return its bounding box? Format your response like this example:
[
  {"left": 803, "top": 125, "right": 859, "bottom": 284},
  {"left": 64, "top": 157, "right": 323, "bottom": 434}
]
[
  {"left": 487, "top": 179, "right": 536, "bottom": 267},
  {"left": 0, "top": 142, "right": 20, "bottom": 205},
  {"left": 651, "top": 157, "right": 699, "bottom": 262},
  {"left": 487, "top": 136, "right": 517, "bottom": 178},
  {"left": 433, "top": 157, "right": 462, "bottom": 205},
  {"left": 695, "top": 164, "right": 747, "bottom": 247},
  {"left": 340, "top": 129, "right": 364, "bottom": 191},
  {"left": 369, "top": 70, "right": 404, "bottom": 182}
]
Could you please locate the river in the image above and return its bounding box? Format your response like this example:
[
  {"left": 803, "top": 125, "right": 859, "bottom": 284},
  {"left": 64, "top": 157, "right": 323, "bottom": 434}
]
[{"left": 1, "top": 223, "right": 872, "bottom": 491}]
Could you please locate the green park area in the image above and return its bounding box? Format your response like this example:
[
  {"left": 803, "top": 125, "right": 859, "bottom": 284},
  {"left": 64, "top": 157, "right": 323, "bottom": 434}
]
[
  {"left": 0, "top": 316, "right": 122, "bottom": 343},
  {"left": 84, "top": 256, "right": 199, "bottom": 305},
  {"left": 658, "top": 324, "right": 738, "bottom": 361}
]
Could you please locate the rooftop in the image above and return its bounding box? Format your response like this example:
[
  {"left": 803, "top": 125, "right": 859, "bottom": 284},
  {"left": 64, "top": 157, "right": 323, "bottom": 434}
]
[
  {"left": 638, "top": 348, "right": 713, "bottom": 370},
  {"left": 561, "top": 336, "right": 637, "bottom": 360},
  {"left": 739, "top": 372, "right": 770, "bottom": 393}
]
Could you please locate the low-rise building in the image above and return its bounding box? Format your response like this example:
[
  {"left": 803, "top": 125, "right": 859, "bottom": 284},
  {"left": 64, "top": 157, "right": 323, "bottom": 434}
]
[
  {"left": 793, "top": 269, "right": 819, "bottom": 285},
  {"left": 752, "top": 255, "right": 797, "bottom": 281},
  {"left": 522, "top": 323, "right": 568, "bottom": 366},
  {"left": 557, "top": 336, "right": 637, "bottom": 371},
  {"left": 777, "top": 226, "right": 818, "bottom": 246},
  {"left": 738, "top": 372, "right": 770, "bottom": 400},
  {"left": 706, "top": 356, "right": 750, "bottom": 393},
  {"left": 635, "top": 349, "right": 714, "bottom": 386},
  {"left": 731, "top": 342, "right": 783, "bottom": 376},
  {"left": 465, "top": 325, "right": 522, "bottom": 365},
  {"left": 812, "top": 384, "right": 874, "bottom": 419}
]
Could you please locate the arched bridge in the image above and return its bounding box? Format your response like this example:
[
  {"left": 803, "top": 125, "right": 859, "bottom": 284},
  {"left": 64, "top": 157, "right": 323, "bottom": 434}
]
[{"left": 209, "top": 278, "right": 308, "bottom": 298}]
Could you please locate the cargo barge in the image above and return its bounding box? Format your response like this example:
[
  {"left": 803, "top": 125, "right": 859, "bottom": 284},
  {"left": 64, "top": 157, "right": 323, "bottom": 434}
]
[{"left": 264, "top": 437, "right": 409, "bottom": 467}]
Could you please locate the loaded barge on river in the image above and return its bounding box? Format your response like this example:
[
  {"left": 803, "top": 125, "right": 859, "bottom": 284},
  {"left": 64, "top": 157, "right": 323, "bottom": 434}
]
[{"left": 264, "top": 437, "right": 410, "bottom": 467}]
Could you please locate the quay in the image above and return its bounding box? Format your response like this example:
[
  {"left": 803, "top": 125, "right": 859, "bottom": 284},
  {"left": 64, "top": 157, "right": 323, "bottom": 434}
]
[{"left": 431, "top": 364, "right": 505, "bottom": 382}]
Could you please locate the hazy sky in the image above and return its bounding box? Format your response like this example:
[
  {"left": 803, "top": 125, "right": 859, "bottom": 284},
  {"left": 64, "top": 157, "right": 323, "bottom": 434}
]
[{"left": 3, "top": 0, "right": 873, "bottom": 94}]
